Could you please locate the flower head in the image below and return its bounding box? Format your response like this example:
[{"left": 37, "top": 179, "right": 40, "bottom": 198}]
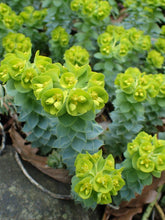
[{"left": 66, "top": 89, "right": 93, "bottom": 116}]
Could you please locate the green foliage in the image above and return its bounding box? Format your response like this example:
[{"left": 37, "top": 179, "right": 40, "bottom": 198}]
[
  {"left": 5, "top": 78, "right": 58, "bottom": 155},
  {"left": 122, "top": 0, "right": 165, "bottom": 35},
  {"left": 113, "top": 131, "right": 165, "bottom": 205},
  {"left": 0, "top": 41, "right": 106, "bottom": 172},
  {"left": 31, "top": 46, "right": 109, "bottom": 118},
  {"left": 0, "top": 3, "right": 48, "bottom": 58},
  {"left": 0, "top": 0, "right": 165, "bottom": 210},
  {"left": 51, "top": 113, "right": 104, "bottom": 173},
  {"left": 49, "top": 26, "right": 70, "bottom": 62},
  {"left": 104, "top": 67, "right": 165, "bottom": 156},
  {"left": 71, "top": 150, "right": 125, "bottom": 207},
  {"left": 94, "top": 24, "right": 165, "bottom": 97},
  {"left": 2, "top": 32, "right": 32, "bottom": 56}
]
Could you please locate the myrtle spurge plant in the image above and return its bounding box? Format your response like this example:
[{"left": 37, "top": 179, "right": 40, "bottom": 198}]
[
  {"left": 98, "top": 26, "right": 148, "bottom": 56},
  {"left": 71, "top": 150, "right": 125, "bottom": 207},
  {"left": 0, "top": 44, "right": 108, "bottom": 172},
  {"left": 94, "top": 25, "right": 152, "bottom": 95},
  {"left": 70, "top": 0, "right": 112, "bottom": 22},
  {"left": 70, "top": 0, "right": 114, "bottom": 53},
  {"left": 147, "top": 50, "right": 164, "bottom": 69},
  {"left": 122, "top": 0, "right": 165, "bottom": 35},
  {"left": 19, "top": 6, "right": 47, "bottom": 28},
  {"left": 0, "top": 3, "right": 48, "bottom": 57},
  {"left": 35, "top": 46, "right": 108, "bottom": 172},
  {"left": 94, "top": 24, "right": 165, "bottom": 97},
  {"left": 125, "top": 132, "right": 165, "bottom": 174},
  {"left": 36, "top": 45, "right": 108, "bottom": 117},
  {"left": 49, "top": 26, "right": 70, "bottom": 61},
  {"left": 2, "top": 33, "right": 32, "bottom": 56},
  {"left": 113, "top": 131, "right": 165, "bottom": 204},
  {"left": 104, "top": 67, "right": 165, "bottom": 156},
  {"left": 0, "top": 0, "right": 165, "bottom": 211},
  {"left": 0, "top": 3, "right": 23, "bottom": 30},
  {"left": 0, "top": 45, "right": 59, "bottom": 155}
]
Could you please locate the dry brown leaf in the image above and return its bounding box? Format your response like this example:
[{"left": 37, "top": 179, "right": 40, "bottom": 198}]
[
  {"left": 9, "top": 125, "right": 71, "bottom": 184},
  {"left": 102, "top": 205, "right": 142, "bottom": 220}
]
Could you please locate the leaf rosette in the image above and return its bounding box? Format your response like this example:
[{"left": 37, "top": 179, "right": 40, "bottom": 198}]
[
  {"left": 97, "top": 32, "right": 113, "bottom": 46},
  {"left": 155, "top": 155, "right": 165, "bottom": 171},
  {"left": 119, "top": 74, "right": 136, "bottom": 94},
  {"left": 111, "top": 174, "right": 125, "bottom": 195}
]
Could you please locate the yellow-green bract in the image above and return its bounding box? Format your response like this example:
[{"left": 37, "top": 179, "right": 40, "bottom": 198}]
[
  {"left": 97, "top": 25, "right": 152, "bottom": 57},
  {"left": 70, "top": 0, "right": 112, "bottom": 21},
  {"left": 115, "top": 67, "right": 165, "bottom": 102},
  {"left": 126, "top": 131, "right": 165, "bottom": 174},
  {"left": 0, "top": 43, "right": 109, "bottom": 117}
]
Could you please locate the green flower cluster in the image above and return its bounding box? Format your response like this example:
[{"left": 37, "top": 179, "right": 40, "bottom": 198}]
[
  {"left": 41, "top": 46, "right": 108, "bottom": 116},
  {"left": 50, "top": 26, "right": 70, "bottom": 47},
  {"left": 125, "top": 131, "right": 165, "bottom": 174},
  {"left": 70, "top": 0, "right": 112, "bottom": 21},
  {"left": 147, "top": 50, "right": 164, "bottom": 69},
  {"left": 155, "top": 38, "right": 165, "bottom": 54},
  {"left": 2, "top": 33, "right": 32, "bottom": 57},
  {"left": 97, "top": 25, "right": 151, "bottom": 56},
  {"left": 72, "top": 150, "right": 125, "bottom": 204},
  {"left": 0, "top": 3, "right": 47, "bottom": 30},
  {"left": 64, "top": 45, "right": 89, "bottom": 66},
  {"left": 115, "top": 67, "right": 165, "bottom": 102},
  {"left": 0, "top": 45, "right": 108, "bottom": 116},
  {"left": 0, "top": 3, "right": 23, "bottom": 30},
  {"left": 19, "top": 6, "right": 47, "bottom": 27}
]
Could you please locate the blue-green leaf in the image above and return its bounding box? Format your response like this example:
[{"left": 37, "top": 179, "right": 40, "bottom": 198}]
[{"left": 58, "top": 113, "right": 77, "bottom": 127}]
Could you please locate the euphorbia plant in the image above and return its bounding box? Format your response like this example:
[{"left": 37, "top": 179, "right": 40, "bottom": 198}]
[
  {"left": 0, "top": 3, "right": 48, "bottom": 58},
  {"left": 0, "top": 35, "right": 60, "bottom": 155},
  {"left": 104, "top": 67, "right": 165, "bottom": 156},
  {"left": 71, "top": 150, "right": 125, "bottom": 208},
  {"left": 122, "top": 0, "right": 165, "bottom": 35},
  {"left": 94, "top": 24, "right": 165, "bottom": 97},
  {"left": 33, "top": 45, "right": 109, "bottom": 172},
  {"left": 0, "top": 1, "right": 165, "bottom": 214},
  {"left": 0, "top": 42, "right": 108, "bottom": 172},
  {"left": 49, "top": 26, "right": 70, "bottom": 62},
  {"left": 113, "top": 131, "right": 165, "bottom": 205}
]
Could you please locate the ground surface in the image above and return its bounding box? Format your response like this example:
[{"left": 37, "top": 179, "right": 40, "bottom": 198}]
[{"left": 0, "top": 145, "right": 103, "bottom": 220}]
